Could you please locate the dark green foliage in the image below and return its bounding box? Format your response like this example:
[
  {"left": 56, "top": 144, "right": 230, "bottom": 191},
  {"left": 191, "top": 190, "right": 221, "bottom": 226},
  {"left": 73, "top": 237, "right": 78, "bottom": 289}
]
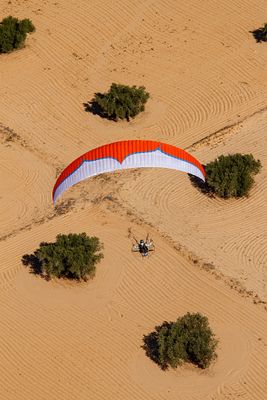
[
  {"left": 205, "top": 153, "right": 261, "bottom": 198},
  {"left": 0, "top": 16, "right": 35, "bottom": 53},
  {"left": 251, "top": 23, "right": 267, "bottom": 42},
  {"left": 89, "top": 83, "right": 150, "bottom": 121},
  {"left": 143, "top": 313, "right": 218, "bottom": 370},
  {"left": 22, "top": 233, "right": 103, "bottom": 281}
]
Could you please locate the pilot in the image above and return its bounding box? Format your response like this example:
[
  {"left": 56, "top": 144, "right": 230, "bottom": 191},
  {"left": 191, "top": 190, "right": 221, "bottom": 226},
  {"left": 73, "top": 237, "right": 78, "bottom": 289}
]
[{"left": 139, "top": 239, "right": 148, "bottom": 256}]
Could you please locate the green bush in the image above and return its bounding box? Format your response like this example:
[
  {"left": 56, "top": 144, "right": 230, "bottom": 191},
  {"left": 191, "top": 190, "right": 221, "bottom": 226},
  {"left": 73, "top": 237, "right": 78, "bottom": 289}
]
[
  {"left": 143, "top": 313, "right": 218, "bottom": 370},
  {"left": 22, "top": 233, "right": 103, "bottom": 281},
  {"left": 90, "top": 83, "right": 150, "bottom": 121},
  {"left": 205, "top": 153, "right": 261, "bottom": 198},
  {"left": 251, "top": 23, "right": 267, "bottom": 42},
  {"left": 0, "top": 16, "right": 35, "bottom": 53}
]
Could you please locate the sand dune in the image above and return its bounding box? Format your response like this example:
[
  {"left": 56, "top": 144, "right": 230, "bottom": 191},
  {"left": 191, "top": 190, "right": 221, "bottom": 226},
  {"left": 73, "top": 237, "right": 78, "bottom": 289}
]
[
  {"left": 0, "top": 136, "right": 54, "bottom": 240},
  {"left": 0, "top": 0, "right": 267, "bottom": 399},
  {"left": 1, "top": 0, "right": 267, "bottom": 157},
  {"left": 0, "top": 207, "right": 267, "bottom": 400}
]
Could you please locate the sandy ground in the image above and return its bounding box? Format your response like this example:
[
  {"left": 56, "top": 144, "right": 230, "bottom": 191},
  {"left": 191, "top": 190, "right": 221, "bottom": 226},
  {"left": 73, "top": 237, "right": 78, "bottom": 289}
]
[{"left": 0, "top": 0, "right": 267, "bottom": 399}]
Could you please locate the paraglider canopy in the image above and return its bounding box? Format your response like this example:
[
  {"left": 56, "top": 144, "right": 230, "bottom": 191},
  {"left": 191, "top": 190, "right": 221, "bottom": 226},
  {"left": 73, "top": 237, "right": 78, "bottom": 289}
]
[{"left": 53, "top": 140, "right": 205, "bottom": 203}]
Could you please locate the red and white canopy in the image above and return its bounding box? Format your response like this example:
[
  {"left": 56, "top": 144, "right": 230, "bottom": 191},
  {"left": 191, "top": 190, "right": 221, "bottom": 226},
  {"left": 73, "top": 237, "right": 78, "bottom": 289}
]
[{"left": 53, "top": 140, "right": 205, "bottom": 203}]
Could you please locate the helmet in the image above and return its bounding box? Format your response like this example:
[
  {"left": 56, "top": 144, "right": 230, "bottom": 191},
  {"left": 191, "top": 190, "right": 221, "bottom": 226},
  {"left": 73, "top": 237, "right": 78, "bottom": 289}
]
[{"left": 140, "top": 240, "right": 144, "bottom": 244}]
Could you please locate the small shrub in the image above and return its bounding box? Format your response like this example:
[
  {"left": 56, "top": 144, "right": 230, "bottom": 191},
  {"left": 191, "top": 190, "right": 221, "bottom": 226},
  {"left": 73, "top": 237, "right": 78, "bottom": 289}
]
[
  {"left": 205, "top": 153, "right": 261, "bottom": 198},
  {"left": 22, "top": 233, "right": 103, "bottom": 281},
  {"left": 143, "top": 313, "right": 218, "bottom": 370},
  {"left": 251, "top": 23, "right": 267, "bottom": 42},
  {"left": 87, "top": 83, "right": 150, "bottom": 121},
  {"left": 0, "top": 16, "right": 35, "bottom": 53}
]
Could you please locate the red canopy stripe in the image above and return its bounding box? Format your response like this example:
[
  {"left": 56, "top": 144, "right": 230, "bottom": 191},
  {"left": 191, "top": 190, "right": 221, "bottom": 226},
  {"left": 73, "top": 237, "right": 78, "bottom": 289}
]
[{"left": 53, "top": 140, "right": 205, "bottom": 200}]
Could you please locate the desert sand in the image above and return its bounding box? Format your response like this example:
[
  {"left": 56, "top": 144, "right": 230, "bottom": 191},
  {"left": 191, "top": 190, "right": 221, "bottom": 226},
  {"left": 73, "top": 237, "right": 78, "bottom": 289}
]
[{"left": 0, "top": 0, "right": 267, "bottom": 399}]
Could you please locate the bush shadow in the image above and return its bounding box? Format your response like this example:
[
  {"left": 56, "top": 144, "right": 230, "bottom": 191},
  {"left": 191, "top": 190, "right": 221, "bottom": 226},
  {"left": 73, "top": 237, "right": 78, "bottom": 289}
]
[
  {"left": 142, "top": 322, "right": 171, "bottom": 370},
  {"left": 142, "top": 331, "right": 159, "bottom": 364},
  {"left": 250, "top": 27, "right": 267, "bottom": 43},
  {"left": 188, "top": 173, "right": 215, "bottom": 197},
  {"left": 22, "top": 253, "right": 42, "bottom": 275},
  {"left": 83, "top": 93, "right": 117, "bottom": 121},
  {"left": 21, "top": 242, "right": 50, "bottom": 280}
]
